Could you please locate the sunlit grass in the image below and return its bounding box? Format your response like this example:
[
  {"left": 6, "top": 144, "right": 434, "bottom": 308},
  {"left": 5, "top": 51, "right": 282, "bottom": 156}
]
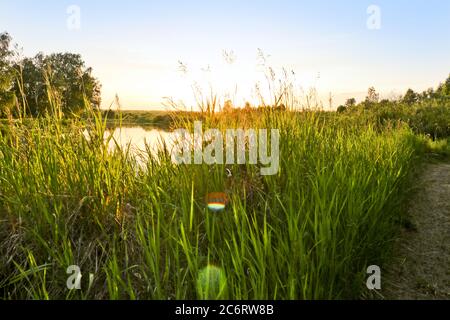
[{"left": 0, "top": 100, "right": 427, "bottom": 299}]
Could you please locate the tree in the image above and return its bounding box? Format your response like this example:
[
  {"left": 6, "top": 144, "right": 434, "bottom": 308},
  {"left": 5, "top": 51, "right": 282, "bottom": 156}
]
[
  {"left": 436, "top": 74, "right": 450, "bottom": 97},
  {"left": 14, "top": 55, "right": 48, "bottom": 116},
  {"left": 337, "top": 105, "right": 347, "bottom": 113},
  {"left": 0, "top": 32, "right": 16, "bottom": 117},
  {"left": 10, "top": 52, "right": 101, "bottom": 116},
  {"left": 365, "top": 87, "right": 380, "bottom": 103},
  {"left": 345, "top": 98, "right": 356, "bottom": 108},
  {"left": 402, "top": 88, "right": 419, "bottom": 105},
  {"left": 1, "top": 32, "right": 102, "bottom": 117},
  {"left": 33, "top": 53, "right": 101, "bottom": 115},
  {"left": 421, "top": 88, "right": 435, "bottom": 100}
]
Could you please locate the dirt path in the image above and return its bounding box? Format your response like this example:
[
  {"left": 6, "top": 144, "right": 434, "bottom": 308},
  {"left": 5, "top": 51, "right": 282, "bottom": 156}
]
[{"left": 382, "top": 162, "right": 450, "bottom": 299}]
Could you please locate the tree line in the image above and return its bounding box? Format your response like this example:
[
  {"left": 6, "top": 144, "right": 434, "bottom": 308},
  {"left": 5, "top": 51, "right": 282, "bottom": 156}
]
[
  {"left": 0, "top": 32, "right": 101, "bottom": 118},
  {"left": 338, "top": 77, "right": 450, "bottom": 112},
  {"left": 337, "top": 76, "right": 450, "bottom": 139}
]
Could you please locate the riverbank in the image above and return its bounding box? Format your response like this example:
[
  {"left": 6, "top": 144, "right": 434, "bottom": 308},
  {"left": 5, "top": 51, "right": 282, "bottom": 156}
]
[{"left": 1, "top": 109, "right": 438, "bottom": 299}]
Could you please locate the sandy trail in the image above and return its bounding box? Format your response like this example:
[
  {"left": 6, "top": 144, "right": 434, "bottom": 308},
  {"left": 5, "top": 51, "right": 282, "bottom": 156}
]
[{"left": 382, "top": 162, "right": 450, "bottom": 299}]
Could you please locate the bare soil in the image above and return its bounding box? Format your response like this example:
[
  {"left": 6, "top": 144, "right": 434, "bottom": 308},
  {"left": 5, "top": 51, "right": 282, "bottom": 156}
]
[{"left": 382, "top": 162, "right": 450, "bottom": 299}]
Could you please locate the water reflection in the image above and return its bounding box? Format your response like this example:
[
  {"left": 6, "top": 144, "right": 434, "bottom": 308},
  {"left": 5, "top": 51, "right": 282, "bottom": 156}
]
[{"left": 106, "top": 126, "right": 175, "bottom": 157}]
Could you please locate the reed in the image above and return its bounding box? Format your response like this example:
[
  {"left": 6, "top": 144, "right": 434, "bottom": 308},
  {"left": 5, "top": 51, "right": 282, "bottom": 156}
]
[{"left": 0, "top": 88, "right": 426, "bottom": 300}]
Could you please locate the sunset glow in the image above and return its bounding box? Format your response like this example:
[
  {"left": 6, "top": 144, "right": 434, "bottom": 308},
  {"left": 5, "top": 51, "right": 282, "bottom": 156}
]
[{"left": 1, "top": 0, "right": 449, "bottom": 109}]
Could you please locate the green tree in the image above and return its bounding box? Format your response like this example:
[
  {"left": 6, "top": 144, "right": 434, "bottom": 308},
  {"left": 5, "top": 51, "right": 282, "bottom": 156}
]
[
  {"left": 436, "top": 74, "right": 450, "bottom": 97},
  {"left": 336, "top": 105, "right": 347, "bottom": 113},
  {"left": 402, "top": 88, "right": 419, "bottom": 105},
  {"left": 0, "top": 32, "right": 101, "bottom": 117},
  {"left": 421, "top": 87, "right": 435, "bottom": 100},
  {"left": 14, "top": 54, "right": 48, "bottom": 116},
  {"left": 0, "top": 32, "right": 16, "bottom": 117},
  {"left": 345, "top": 98, "right": 356, "bottom": 108},
  {"left": 14, "top": 52, "right": 101, "bottom": 116}
]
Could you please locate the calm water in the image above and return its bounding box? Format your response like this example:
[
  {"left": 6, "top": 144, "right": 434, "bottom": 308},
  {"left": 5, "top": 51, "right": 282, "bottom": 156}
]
[
  {"left": 105, "top": 126, "right": 225, "bottom": 161},
  {"left": 106, "top": 126, "right": 175, "bottom": 157}
]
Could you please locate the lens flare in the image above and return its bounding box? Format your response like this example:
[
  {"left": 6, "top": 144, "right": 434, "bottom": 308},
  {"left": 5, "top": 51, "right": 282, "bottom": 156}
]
[
  {"left": 205, "top": 192, "right": 228, "bottom": 212},
  {"left": 196, "top": 265, "right": 228, "bottom": 300}
]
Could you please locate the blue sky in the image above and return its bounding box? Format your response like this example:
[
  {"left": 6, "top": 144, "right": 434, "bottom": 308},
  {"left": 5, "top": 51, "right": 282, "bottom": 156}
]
[{"left": 1, "top": 0, "right": 449, "bottom": 109}]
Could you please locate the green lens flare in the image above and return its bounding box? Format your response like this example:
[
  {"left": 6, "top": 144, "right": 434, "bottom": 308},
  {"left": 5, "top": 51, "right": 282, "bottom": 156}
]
[{"left": 196, "top": 265, "right": 228, "bottom": 300}]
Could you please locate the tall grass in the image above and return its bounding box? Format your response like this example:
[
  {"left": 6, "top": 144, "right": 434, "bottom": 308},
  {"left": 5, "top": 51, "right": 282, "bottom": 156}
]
[{"left": 0, "top": 93, "right": 423, "bottom": 299}]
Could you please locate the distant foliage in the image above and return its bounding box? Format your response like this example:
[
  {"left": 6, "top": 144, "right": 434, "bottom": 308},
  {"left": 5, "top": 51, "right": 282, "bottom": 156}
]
[
  {"left": 0, "top": 32, "right": 101, "bottom": 118},
  {"left": 341, "top": 74, "right": 450, "bottom": 139},
  {"left": 0, "top": 33, "right": 16, "bottom": 118},
  {"left": 336, "top": 105, "right": 347, "bottom": 113},
  {"left": 402, "top": 89, "right": 419, "bottom": 105}
]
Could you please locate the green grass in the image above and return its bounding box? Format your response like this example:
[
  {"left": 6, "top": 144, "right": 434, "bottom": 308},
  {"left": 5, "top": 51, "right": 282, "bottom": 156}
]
[{"left": 0, "top": 103, "right": 429, "bottom": 300}]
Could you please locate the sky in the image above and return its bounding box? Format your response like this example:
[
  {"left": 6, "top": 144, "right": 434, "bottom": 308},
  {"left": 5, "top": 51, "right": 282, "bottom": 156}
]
[{"left": 0, "top": 0, "right": 449, "bottom": 110}]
